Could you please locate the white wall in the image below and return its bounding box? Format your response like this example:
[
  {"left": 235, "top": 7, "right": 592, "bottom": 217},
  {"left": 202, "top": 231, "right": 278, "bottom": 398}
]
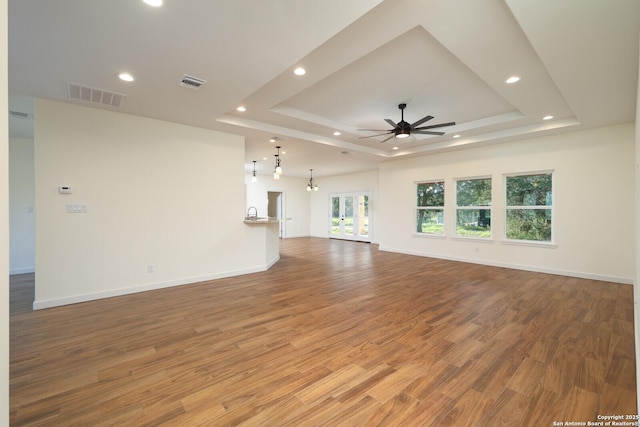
[
  {"left": 309, "top": 169, "right": 379, "bottom": 242},
  {"left": 244, "top": 174, "right": 310, "bottom": 238},
  {"left": 34, "top": 99, "right": 271, "bottom": 309},
  {"left": 634, "top": 35, "right": 640, "bottom": 414},
  {"left": 378, "top": 124, "right": 635, "bottom": 283},
  {"left": 1, "top": 0, "right": 9, "bottom": 421},
  {"left": 9, "top": 137, "right": 34, "bottom": 274}
]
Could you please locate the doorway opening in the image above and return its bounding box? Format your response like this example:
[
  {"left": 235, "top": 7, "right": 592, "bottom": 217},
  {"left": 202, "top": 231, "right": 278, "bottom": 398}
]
[
  {"left": 267, "top": 191, "right": 285, "bottom": 238},
  {"left": 329, "top": 192, "right": 371, "bottom": 242}
]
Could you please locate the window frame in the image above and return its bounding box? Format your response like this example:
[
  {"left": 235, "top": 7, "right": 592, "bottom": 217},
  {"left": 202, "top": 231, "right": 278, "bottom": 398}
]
[
  {"left": 454, "top": 175, "right": 492, "bottom": 240},
  {"left": 415, "top": 179, "right": 445, "bottom": 236},
  {"left": 503, "top": 170, "right": 555, "bottom": 245}
]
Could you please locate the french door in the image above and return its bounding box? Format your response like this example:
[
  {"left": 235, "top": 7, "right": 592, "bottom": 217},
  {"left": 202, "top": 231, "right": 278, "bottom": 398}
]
[{"left": 330, "top": 192, "right": 370, "bottom": 242}]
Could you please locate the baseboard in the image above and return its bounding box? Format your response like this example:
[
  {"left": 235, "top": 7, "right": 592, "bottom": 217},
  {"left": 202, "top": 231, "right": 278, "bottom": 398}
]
[
  {"left": 33, "top": 260, "right": 279, "bottom": 310},
  {"left": 10, "top": 267, "right": 35, "bottom": 275},
  {"left": 378, "top": 245, "right": 633, "bottom": 285},
  {"left": 266, "top": 255, "right": 280, "bottom": 269}
]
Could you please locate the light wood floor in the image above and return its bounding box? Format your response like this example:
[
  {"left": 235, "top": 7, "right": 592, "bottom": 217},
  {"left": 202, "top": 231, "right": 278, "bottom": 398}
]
[{"left": 10, "top": 237, "right": 637, "bottom": 426}]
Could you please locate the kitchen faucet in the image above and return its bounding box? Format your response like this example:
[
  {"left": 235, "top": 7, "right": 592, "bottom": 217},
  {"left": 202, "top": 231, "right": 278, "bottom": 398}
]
[{"left": 246, "top": 206, "right": 258, "bottom": 219}]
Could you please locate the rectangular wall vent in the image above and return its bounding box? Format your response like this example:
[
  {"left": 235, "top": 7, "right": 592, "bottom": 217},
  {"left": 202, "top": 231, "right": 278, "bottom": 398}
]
[
  {"left": 65, "top": 82, "right": 126, "bottom": 107},
  {"left": 9, "top": 110, "right": 32, "bottom": 119},
  {"left": 179, "top": 74, "right": 207, "bottom": 90}
]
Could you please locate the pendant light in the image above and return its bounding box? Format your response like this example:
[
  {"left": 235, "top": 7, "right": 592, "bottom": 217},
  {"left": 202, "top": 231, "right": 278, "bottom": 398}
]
[
  {"left": 273, "top": 146, "right": 282, "bottom": 180},
  {"left": 307, "top": 169, "right": 318, "bottom": 191},
  {"left": 251, "top": 160, "right": 257, "bottom": 183},
  {"left": 274, "top": 146, "right": 282, "bottom": 175}
]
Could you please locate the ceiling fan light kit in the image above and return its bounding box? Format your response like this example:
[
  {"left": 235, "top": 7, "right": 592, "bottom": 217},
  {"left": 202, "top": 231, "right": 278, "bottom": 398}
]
[{"left": 358, "top": 103, "right": 455, "bottom": 143}]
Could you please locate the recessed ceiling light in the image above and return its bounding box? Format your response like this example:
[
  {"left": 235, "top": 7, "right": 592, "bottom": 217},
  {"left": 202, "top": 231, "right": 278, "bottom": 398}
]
[
  {"left": 236, "top": 106, "right": 246, "bottom": 112},
  {"left": 262, "top": 157, "right": 267, "bottom": 161},
  {"left": 453, "top": 134, "right": 461, "bottom": 138},
  {"left": 543, "top": 115, "right": 554, "bottom": 120},
  {"left": 506, "top": 76, "right": 520, "bottom": 84},
  {"left": 118, "top": 72, "right": 134, "bottom": 82},
  {"left": 333, "top": 131, "right": 341, "bottom": 136},
  {"left": 281, "top": 151, "right": 286, "bottom": 154},
  {"left": 142, "top": 0, "right": 163, "bottom": 6},
  {"left": 392, "top": 146, "right": 399, "bottom": 150},
  {"left": 293, "top": 67, "right": 306, "bottom": 76}
]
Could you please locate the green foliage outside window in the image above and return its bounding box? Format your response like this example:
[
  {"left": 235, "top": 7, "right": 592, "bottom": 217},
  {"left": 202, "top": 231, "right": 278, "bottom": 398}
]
[
  {"left": 506, "top": 173, "right": 552, "bottom": 242},
  {"left": 416, "top": 181, "right": 444, "bottom": 234},
  {"left": 456, "top": 178, "right": 492, "bottom": 238}
]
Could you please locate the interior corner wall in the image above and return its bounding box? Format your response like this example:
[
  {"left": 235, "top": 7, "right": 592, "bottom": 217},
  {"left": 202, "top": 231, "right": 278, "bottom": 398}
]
[
  {"left": 378, "top": 123, "right": 635, "bottom": 283},
  {"left": 634, "top": 33, "right": 640, "bottom": 415},
  {"left": 9, "top": 137, "right": 34, "bottom": 274},
  {"left": 309, "top": 169, "right": 379, "bottom": 242},
  {"left": 34, "top": 98, "right": 265, "bottom": 309},
  {"left": 244, "top": 174, "right": 310, "bottom": 238},
  {"left": 1, "top": 0, "right": 9, "bottom": 421}
]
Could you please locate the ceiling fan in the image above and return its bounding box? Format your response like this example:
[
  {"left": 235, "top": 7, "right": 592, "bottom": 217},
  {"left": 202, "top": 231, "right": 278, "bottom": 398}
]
[{"left": 358, "top": 103, "right": 455, "bottom": 142}]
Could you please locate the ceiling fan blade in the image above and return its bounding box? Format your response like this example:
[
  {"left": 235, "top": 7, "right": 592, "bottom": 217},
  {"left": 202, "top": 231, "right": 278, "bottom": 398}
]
[
  {"left": 358, "top": 131, "right": 393, "bottom": 139},
  {"left": 413, "top": 130, "right": 446, "bottom": 136},
  {"left": 384, "top": 119, "right": 398, "bottom": 128},
  {"left": 410, "top": 115, "right": 434, "bottom": 128},
  {"left": 414, "top": 121, "right": 456, "bottom": 131},
  {"left": 358, "top": 128, "right": 393, "bottom": 132},
  {"left": 381, "top": 134, "right": 396, "bottom": 143}
]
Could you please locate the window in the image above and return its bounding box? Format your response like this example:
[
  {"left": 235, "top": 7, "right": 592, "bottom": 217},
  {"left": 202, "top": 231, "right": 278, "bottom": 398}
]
[
  {"left": 416, "top": 181, "right": 444, "bottom": 235},
  {"left": 456, "top": 177, "right": 491, "bottom": 238},
  {"left": 505, "top": 172, "right": 552, "bottom": 242}
]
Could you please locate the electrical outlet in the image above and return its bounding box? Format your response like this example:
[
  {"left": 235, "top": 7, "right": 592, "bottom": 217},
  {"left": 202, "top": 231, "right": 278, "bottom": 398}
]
[
  {"left": 66, "top": 203, "right": 87, "bottom": 213},
  {"left": 147, "top": 264, "right": 155, "bottom": 273}
]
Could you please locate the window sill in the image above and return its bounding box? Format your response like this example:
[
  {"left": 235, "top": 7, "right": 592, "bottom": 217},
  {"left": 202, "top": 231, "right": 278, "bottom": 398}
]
[
  {"left": 451, "top": 236, "right": 493, "bottom": 243},
  {"left": 500, "top": 239, "right": 557, "bottom": 249},
  {"left": 412, "top": 233, "right": 446, "bottom": 240}
]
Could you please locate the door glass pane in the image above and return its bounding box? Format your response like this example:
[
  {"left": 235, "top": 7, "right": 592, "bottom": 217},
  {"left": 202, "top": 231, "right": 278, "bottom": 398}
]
[
  {"left": 358, "top": 195, "right": 368, "bottom": 237},
  {"left": 331, "top": 196, "right": 340, "bottom": 236},
  {"left": 344, "top": 196, "right": 354, "bottom": 236}
]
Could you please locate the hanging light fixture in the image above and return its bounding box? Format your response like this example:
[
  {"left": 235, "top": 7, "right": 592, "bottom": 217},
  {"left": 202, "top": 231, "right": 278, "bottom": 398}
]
[
  {"left": 273, "top": 146, "right": 282, "bottom": 178},
  {"left": 307, "top": 169, "right": 318, "bottom": 192},
  {"left": 251, "top": 160, "right": 257, "bottom": 183}
]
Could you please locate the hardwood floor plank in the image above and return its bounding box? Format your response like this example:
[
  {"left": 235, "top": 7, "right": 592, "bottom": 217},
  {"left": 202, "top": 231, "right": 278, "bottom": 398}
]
[
  {"left": 294, "top": 363, "right": 366, "bottom": 405},
  {"left": 9, "top": 237, "right": 637, "bottom": 425},
  {"left": 506, "top": 356, "right": 545, "bottom": 397},
  {"left": 365, "top": 392, "right": 421, "bottom": 426},
  {"left": 365, "top": 362, "right": 428, "bottom": 403},
  {"left": 478, "top": 388, "right": 529, "bottom": 427},
  {"left": 559, "top": 385, "right": 600, "bottom": 423},
  {"left": 442, "top": 389, "right": 496, "bottom": 427}
]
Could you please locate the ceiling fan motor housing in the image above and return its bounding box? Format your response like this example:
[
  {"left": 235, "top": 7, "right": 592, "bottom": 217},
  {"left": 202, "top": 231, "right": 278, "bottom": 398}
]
[{"left": 396, "top": 120, "right": 411, "bottom": 138}]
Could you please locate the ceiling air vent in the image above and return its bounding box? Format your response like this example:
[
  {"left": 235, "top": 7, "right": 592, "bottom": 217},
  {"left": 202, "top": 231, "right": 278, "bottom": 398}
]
[
  {"left": 9, "top": 110, "right": 32, "bottom": 119},
  {"left": 179, "top": 74, "right": 207, "bottom": 90},
  {"left": 65, "top": 82, "right": 126, "bottom": 108}
]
